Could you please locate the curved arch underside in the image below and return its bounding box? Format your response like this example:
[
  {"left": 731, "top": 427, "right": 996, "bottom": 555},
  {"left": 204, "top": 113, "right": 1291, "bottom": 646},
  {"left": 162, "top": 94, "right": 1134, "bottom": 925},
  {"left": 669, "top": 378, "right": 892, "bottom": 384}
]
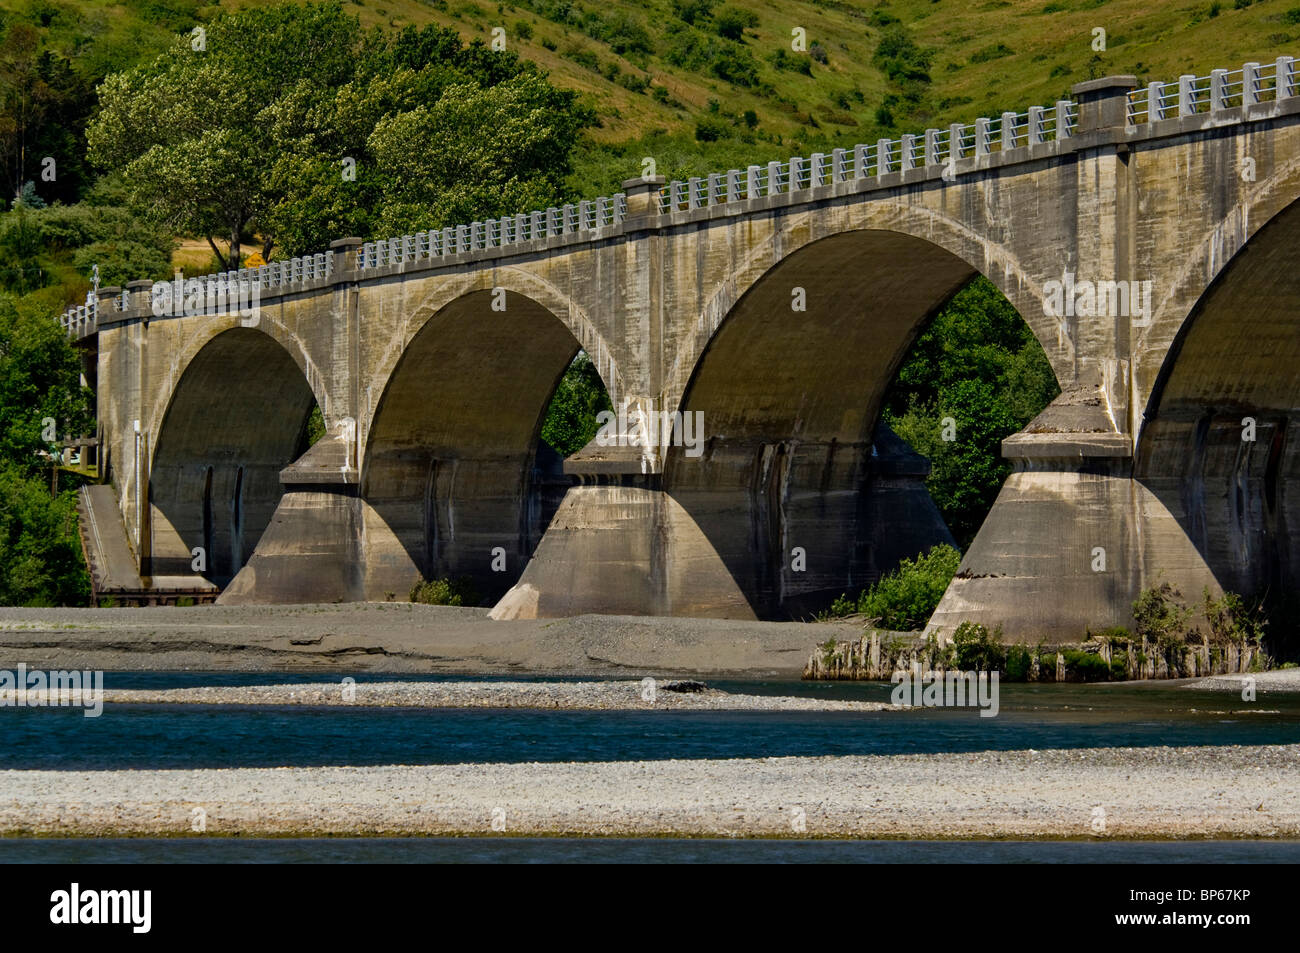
[
  {"left": 665, "top": 230, "right": 974, "bottom": 615},
  {"left": 1137, "top": 198, "right": 1300, "bottom": 598},
  {"left": 360, "top": 289, "right": 580, "bottom": 601},
  {"left": 150, "top": 328, "right": 317, "bottom": 585}
]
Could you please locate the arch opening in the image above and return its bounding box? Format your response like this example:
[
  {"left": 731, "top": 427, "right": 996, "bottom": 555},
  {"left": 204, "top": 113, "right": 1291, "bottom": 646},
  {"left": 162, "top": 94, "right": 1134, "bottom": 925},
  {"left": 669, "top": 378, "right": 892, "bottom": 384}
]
[
  {"left": 149, "top": 327, "right": 321, "bottom": 587},
  {"left": 665, "top": 229, "right": 1059, "bottom": 620},
  {"left": 361, "top": 289, "right": 611, "bottom": 604},
  {"left": 1137, "top": 194, "right": 1300, "bottom": 652}
]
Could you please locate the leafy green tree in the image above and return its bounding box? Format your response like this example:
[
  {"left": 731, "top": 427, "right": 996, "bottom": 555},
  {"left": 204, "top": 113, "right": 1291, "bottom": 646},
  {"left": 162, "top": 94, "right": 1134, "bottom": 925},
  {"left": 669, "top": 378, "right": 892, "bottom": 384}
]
[
  {"left": 540, "top": 351, "right": 612, "bottom": 456},
  {"left": 88, "top": 2, "right": 593, "bottom": 265},
  {"left": 882, "top": 277, "right": 1059, "bottom": 547},
  {"left": 0, "top": 292, "right": 93, "bottom": 605}
]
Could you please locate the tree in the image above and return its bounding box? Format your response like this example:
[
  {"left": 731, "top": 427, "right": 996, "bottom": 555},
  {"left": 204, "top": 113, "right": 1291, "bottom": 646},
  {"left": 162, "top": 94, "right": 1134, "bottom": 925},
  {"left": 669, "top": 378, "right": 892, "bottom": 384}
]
[
  {"left": 87, "top": 3, "right": 593, "bottom": 266},
  {"left": 881, "top": 277, "right": 1058, "bottom": 547},
  {"left": 540, "top": 352, "right": 612, "bottom": 456}
]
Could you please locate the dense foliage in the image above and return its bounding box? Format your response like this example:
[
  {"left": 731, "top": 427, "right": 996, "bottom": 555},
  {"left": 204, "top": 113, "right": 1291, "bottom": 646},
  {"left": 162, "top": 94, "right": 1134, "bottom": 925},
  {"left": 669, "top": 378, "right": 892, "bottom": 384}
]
[
  {"left": 881, "top": 277, "right": 1060, "bottom": 548},
  {"left": 539, "top": 352, "right": 612, "bottom": 456},
  {"left": 86, "top": 1, "right": 594, "bottom": 266},
  {"left": 0, "top": 292, "right": 93, "bottom": 605},
  {"left": 826, "top": 544, "right": 961, "bottom": 631}
]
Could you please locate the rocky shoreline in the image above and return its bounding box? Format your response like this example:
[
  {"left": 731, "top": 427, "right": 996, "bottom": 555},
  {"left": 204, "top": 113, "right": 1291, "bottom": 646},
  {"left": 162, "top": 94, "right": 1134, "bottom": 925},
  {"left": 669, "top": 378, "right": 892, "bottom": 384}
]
[{"left": 3, "top": 745, "right": 1296, "bottom": 839}]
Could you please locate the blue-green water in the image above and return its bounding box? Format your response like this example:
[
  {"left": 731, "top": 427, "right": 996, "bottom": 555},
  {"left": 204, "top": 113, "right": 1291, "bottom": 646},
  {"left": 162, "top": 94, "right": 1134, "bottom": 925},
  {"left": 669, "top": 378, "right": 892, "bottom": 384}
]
[
  {"left": 2, "top": 838, "right": 1299, "bottom": 863},
  {"left": 4, "top": 672, "right": 1298, "bottom": 862},
  {"left": 2, "top": 673, "right": 1297, "bottom": 770}
]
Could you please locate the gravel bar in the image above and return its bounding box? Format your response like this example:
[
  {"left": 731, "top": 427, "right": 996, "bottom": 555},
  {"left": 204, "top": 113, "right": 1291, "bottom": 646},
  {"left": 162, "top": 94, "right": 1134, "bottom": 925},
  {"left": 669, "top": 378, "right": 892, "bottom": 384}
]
[
  {"left": 2, "top": 745, "right": 1297, "bottom": 838},
  {"left": 95, "top": 680, "right": 898, "bottom": 711}
]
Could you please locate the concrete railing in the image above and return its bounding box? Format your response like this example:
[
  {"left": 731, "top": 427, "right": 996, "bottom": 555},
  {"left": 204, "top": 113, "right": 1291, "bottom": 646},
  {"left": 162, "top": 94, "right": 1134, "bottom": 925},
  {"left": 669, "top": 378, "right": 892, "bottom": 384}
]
[
  {"left": 1127, "top": 57, "right": 1296, "bottom": 123},
  {"left": 659, "top": 101, "right": 1078, "bottom": 212},
  {"left": 57, "top": 55, "right": 1297, "bottom": 339},
  {"left": 356, "top": 193, "right": 627, "bottom": 270}
]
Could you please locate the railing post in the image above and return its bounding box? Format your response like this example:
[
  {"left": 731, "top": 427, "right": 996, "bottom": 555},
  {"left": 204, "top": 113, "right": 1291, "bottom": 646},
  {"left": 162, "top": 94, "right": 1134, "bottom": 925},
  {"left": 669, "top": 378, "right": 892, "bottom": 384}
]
[
  {"left": 767, "top": 160, "right": 782, "bottom": 194},
  {"left": 808, "top": 153, "right": 825, "bottom": 187},
  {"left": 949, "top": 123, "right": 964, "bottom": 158},
  {"left": 974, "top": 118, "right": 991, "bottom": 156},
  {"left": 899, "top": 135, "right": 915, "bottom": 170},
  {"left": 1147, "top": 82, "right": 1164, "bottom": 121},
  {"left": 1054, "top": 102, "right": 1072, "bottom": 139},
  {"left": 1277, "top": 55, "right": 1296, "bottom": 98},
  {"left": 1210, "top": 68, "right": 1228, "bottom": 112},
  {"left": 788, "top": 157, "right": 804, "bottom": 190},
  {"left": 1178, "top": 74, "right": 1196, "bottom": 116},
  {"left": 747, "top": 164, "right": 761, "bottom": 198},
  {"left": 620, "top": 175, "right": 665, "bottom": 226},
  {"left": 1242, "top": 62, "right": 1261, "bottom": 107},
  {"left": 854, "top": 143, "right": 869, "bottom": 178},
  {"left": 726, "top": 168, "right": 742, "bottom": 201},
  {"left": 1000, "top": 112, "right": 1017, "bottom": 151},
  {"left": 707, "top": 172, "right": 723, "bottom": 204},
  {"left": 1072, "top": 75, "right": 1138, "bottom": 132},
  {"left": 876, "top": 138, "right": 891, "bottom": 177},
  {"left": 924, "top": 128, "right": 940, "bottom": 164},
  {"left": 687, "top": 176, "right": 702, "bottom": 209},
  {"left": 1027, "top": 106, "right": 1045, "bottom": 144}
]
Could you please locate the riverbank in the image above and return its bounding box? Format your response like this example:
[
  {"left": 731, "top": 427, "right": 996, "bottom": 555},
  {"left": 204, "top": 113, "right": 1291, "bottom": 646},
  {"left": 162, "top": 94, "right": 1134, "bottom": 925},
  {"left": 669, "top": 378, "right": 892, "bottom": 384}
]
[
  {"left": 0, "top": 604, "right": 848, "bottom": 677},
  {"left": 90, "top": 680, "right": 898, "bottom": 711},
  {"left": 3, "top": 744, "right": 1296, "bottom": 838}
]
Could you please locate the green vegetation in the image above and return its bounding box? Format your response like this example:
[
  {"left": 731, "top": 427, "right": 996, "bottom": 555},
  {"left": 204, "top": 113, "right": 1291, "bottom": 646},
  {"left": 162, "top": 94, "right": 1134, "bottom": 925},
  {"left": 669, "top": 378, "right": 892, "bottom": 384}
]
[
  {"left": 0, "top": 291, "right": 93, "bottom": 605},
  {"left": 409, "top": 576, "right": 480, "bottom": 606},
  {"left": 86, "top": 1, "right": 593, "bottom": 265},
  {"left": 881, "top": 277, "right": 1060, "bottom": 547},
  {"left": 539, "top": 352, "right": 612, "bottom": 456},
  {"left": 952, "top": 621, "right": 1005, "bottom": 672},
  {"left": 824, "top": 543, "right": 961, "bottom": 630}
]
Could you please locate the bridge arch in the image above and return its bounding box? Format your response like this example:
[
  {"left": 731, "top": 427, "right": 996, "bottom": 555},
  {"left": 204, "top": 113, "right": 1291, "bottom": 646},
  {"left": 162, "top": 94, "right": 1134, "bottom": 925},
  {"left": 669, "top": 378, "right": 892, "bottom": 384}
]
[
  {"left": 663, "top": 202, "right": 1067, "bottom": 418},
  {"left": 663, "top": 225, "right": 1058, "bottom": 616},
  {"left": 1134, "top": 149, "right": 1300, "bottom": 430},
  {"left": 358, "top": 282, "right": 611, "bottom": 602},
  {"left": 1135, "top": 192, "right": 1300, "bottom": 611},
  {"left": 148, "top": 325, "right": 323, "bottom": 585}
]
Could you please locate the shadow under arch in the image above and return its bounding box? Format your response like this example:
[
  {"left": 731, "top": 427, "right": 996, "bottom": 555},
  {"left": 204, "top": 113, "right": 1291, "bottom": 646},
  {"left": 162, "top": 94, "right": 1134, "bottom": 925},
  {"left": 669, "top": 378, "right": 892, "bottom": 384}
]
[
  {"left": 149, "top": 327, "right": 319, "bottom": 585},
  {"left": 663, "top": 228, "right": 1044, "bottom": 617},
  {"left": 1135, "top": 194, "right": 1300, "bottom": 606},
  {"left": 359, "top": 288, "right": 603, "bottom": 603}
]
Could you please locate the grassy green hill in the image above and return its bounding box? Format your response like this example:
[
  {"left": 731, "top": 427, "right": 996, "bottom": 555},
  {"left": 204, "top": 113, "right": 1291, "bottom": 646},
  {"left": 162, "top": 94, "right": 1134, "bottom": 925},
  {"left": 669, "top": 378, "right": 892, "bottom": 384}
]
[{"left": 11, "top": 0, "right": 1300, "bottom": 194}]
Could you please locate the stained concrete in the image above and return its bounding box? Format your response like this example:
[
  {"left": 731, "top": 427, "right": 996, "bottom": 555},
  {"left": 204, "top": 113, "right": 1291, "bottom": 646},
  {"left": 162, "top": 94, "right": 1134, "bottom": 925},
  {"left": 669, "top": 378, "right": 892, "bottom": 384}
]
[{"left": 86, "top": 77, "right": 1300, "bottom": 640}]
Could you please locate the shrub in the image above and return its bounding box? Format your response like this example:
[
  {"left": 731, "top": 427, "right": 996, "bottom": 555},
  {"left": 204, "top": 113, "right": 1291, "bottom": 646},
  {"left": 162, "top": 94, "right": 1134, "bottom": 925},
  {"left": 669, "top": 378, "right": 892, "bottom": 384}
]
[
  {"left": 1063, "top": 649, "right": 1109, "bottom": 681},
  {"left": 952, "top": 621, "right": 1006, "bottom": 671},
  {"left": 1005, "top": 644, "right": 1033, "bottom": 681},
  {"left": 714, "top": 6, "right": 757, "bottom": 41},
  {"left": 1201, "top": 588, "right": 1267, "bottom": 643},
  {"left": 858, "top": 544, "right": 961, "bottom": 630},
  {"left": 1132, "top": 581, "right": 1191, "bottom": 647},
  {"left": 409, "top": 576, "right": 479, "bottom": 606},
  {"left": 514, "top": 20, "right": 533, "bottom": 40}
]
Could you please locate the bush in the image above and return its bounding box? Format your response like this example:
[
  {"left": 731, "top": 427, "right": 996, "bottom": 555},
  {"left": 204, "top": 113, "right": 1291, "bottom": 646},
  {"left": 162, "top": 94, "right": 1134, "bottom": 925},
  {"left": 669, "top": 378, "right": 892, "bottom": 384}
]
[
  {"left": 952, "top": 621, "right": 1006, "bottom": 671},
  {"left": 1132, "top": 581, "right": 1191, "bottom": 647},
  {"left": 858, "top": 544, "right": 961, "bottom": 630},
  {"left": 1062, "top": 649, "right": 1109, "bottom": 681},
  {"left": 714, "top": 6, "right": 757, "bottom": 41},
  {"left": 409, "top": 576, "right": 479, "bottom": 606},
  {"left": 1005, "top": 644, "right": 1033, "bottom": 681}
]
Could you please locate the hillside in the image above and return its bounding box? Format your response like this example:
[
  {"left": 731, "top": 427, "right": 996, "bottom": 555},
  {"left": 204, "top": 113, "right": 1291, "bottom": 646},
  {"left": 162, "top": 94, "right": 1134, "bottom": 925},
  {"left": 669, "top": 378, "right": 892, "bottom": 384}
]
[{"left": 10, "top": 0, "right": 1300, "bottom": 195}]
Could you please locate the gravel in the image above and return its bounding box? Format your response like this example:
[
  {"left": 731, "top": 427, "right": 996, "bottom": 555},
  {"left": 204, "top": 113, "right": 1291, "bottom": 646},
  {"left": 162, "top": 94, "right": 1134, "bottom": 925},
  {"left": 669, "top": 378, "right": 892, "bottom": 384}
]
[
  {"left": 96, "top": 679, "right": 898, "bottom": 711},
  {"left": 3, "top": 745, "right": 1296, "bottom": 838}
]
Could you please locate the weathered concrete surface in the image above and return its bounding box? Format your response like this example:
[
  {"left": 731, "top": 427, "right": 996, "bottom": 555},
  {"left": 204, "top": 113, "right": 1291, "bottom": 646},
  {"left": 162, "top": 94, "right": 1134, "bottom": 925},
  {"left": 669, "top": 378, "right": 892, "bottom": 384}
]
[{"left": 87, "top": 77, "right": 1300, "bottom": 639}]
